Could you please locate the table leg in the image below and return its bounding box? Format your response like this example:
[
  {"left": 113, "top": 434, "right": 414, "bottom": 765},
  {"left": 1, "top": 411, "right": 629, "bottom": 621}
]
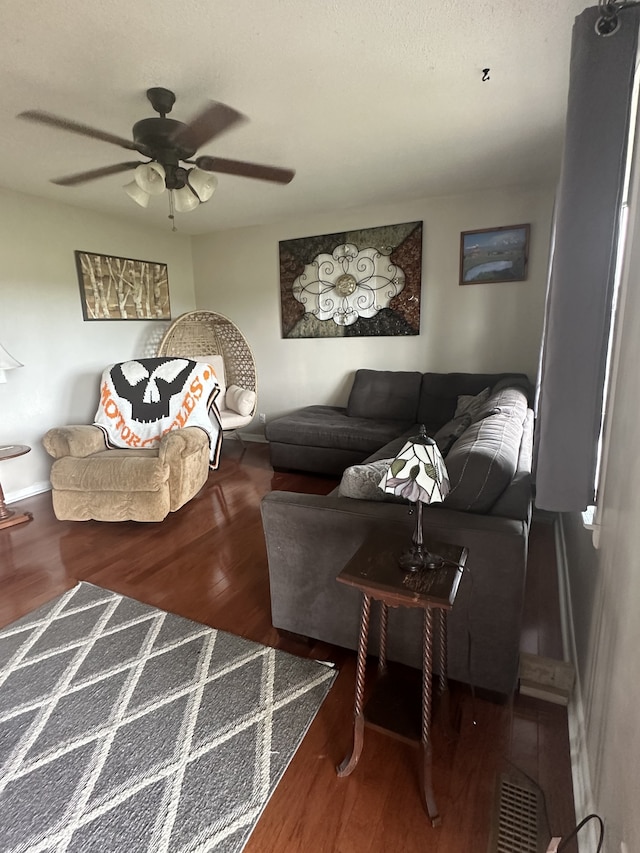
[
  {"left": 0, "top": 479, "right": 32, "bottom": 531},
  {"left": 422, "top": 607, "right": 441, "bottom": 827},
  {"left": 438, "top": 610, "right": 448, "bottom": 697},
  {"left": 337, "top": 593, "right": 371, "bottom": 777},
  {"left": 378, "top": 602, "right": 388, "bottom": 675}
]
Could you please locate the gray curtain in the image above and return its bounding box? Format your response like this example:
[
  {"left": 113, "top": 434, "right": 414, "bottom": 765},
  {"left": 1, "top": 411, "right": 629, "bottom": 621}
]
[{"left": 534, "top": 5, "right": 640, "bottom": 512}]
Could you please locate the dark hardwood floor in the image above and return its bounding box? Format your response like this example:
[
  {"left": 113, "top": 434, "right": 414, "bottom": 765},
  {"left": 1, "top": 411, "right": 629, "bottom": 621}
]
[{"left": 0, "top": 441, "right": 576, "bottom": 852}]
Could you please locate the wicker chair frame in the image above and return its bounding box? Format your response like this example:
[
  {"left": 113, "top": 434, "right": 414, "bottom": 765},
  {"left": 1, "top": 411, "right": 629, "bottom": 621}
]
[{"left": 157, "top": 311, "right": 257, "bottom": 415}]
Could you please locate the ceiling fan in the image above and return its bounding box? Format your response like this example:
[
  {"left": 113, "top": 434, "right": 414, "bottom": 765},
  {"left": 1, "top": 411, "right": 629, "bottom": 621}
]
[{"left": 17, "top": 87, "right": 295, "bottom": 214}]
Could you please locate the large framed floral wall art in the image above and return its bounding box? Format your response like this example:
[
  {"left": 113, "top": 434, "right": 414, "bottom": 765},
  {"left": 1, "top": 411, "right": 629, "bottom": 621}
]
[{"left": 278, "top": 221, "right": 422, "bottom": 338}]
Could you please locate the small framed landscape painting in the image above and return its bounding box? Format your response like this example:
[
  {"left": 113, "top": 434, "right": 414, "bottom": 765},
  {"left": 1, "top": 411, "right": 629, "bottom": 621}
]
[
  {"left": 75, "top": 250, "right": 171, "bottom": 321},
  {"left": 459, "top": 224, "right": 530, "bottom": 285}
]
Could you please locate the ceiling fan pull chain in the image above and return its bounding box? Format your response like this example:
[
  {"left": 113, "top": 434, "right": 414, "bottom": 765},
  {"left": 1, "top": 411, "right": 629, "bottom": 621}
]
[{"left": 168, "top": 191, "right": 177, "bottom": 232}]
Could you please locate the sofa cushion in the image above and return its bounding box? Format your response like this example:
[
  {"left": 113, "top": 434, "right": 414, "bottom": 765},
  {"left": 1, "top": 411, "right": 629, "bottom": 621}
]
[
  {"left": 443, "top": 406, "right": 526, "bottom": 513},
  {"left": 466, "top": 385, "right": 529, "bottom": 429},
  {"left": 491, "top": 375, "right": 534, "bottom": 400},
  {"left": 416, "top": 372, "right": 532, "bottom": 431},
  {"left": 51, "top": 451, "right": 167, "bottom": 492},
  {"left": 454, "top": 387, "right": 492, "bottom": 421},
  {"left": 346, "top": 369, "right": 422, "bottom": 422},
  {"left": 265, "top": 405, "right": 412, "bottom": 453}
]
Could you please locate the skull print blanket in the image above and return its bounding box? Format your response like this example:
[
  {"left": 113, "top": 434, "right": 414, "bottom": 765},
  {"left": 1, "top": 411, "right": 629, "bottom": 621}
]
[{"left": 94, "top": 358, "right": 223, "bottom": 468}]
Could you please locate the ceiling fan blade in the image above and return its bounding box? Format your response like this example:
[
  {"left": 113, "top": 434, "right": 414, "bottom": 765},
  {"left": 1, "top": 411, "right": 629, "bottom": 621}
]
[
  {"left": 18, "top": 110, "right": 139, "bottom": 151},
  {"left": 196, "top": 155, "right": 295, "bottom": 184},
  {"left": 52, "top": 161, "right": 142, "bottom": 186},
  {"left": 173, "top": 101, "right": 247, "bottom": 151}
]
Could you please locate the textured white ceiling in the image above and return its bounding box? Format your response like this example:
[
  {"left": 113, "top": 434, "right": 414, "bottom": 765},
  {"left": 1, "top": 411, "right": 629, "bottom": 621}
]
[{"left": 0, "top": 0, "right": 587, "bottom": 234}]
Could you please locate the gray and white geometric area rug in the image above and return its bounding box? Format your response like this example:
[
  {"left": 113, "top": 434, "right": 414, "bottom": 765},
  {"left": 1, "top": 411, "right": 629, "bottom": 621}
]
[{"left": 0, "top": 583, "right": 336, "bottom": 853}]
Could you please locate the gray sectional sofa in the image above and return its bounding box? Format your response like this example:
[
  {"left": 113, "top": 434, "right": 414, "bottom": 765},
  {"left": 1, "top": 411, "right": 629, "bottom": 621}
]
[{"left": 261, "top": 370, "right": 535, "bottom": 696}]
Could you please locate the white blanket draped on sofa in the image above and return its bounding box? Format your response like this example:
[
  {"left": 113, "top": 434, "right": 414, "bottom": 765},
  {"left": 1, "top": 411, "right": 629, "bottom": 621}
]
[{"left": 94, "top": 357, "right": 223, "bottom": 468}]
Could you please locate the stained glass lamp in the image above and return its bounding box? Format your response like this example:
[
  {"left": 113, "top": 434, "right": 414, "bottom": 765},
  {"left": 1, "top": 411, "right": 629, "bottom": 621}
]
[{"left": 378, "top": 425, "right": 450, "bottom": 571}]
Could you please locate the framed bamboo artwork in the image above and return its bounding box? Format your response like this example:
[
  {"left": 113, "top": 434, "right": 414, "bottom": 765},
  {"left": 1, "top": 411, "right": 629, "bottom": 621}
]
[{"left": 75, "top": 251, "right": 171, "bottom": 321}]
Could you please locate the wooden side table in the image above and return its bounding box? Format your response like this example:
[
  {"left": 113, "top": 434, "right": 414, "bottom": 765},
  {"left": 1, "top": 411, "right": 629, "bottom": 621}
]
[
  {"left": 336, "top": 529, "right": 467, "bottom": 827},
  {"left": 0, "top": 445, "right": 33, "bottom": 531}
]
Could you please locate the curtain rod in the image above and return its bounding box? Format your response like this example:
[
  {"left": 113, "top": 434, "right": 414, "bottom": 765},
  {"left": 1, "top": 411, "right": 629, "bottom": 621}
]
[{"left": 596, "top": 0, "right": 640, "bottom": 36}]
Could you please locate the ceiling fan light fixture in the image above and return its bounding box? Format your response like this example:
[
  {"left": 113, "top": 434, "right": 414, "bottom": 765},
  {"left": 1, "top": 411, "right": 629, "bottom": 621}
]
[
  {"left": 188, "top": 167, "right": 218, "bottom": 202},
  {"left": 123, "top": 180, "right": 151, "bottom": 208},
  {"left": 134, "top": 161, "right": 166, "bottom": 196},
  {"left": 19, "top": 89, "right": 295, "bottom": 229},
  {"left": 173, "top": 185, "right": 200, "bottom": 213}
]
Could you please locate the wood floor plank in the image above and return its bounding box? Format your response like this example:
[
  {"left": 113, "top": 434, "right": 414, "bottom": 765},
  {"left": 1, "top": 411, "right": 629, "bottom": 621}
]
[{"left": 0, "top": 441, "right": 577, "bottom": 851}]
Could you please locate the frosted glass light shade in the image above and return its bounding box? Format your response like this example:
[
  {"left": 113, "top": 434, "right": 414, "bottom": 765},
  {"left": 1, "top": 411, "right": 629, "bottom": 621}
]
[
  {"left": 189, "top": 168, "right": 218, "bottom": 202},
  {"left": 123, "top": 181, "right": 151, "bottom": 207},
  {"left": 134, "top": 162, "right": 166, "bottom": 196},
  {"left": 0, "top": 341, "right": 23, "bottom": 384},
  {"left": 173, "top": 186, "right": 200, "bottom": 213}
]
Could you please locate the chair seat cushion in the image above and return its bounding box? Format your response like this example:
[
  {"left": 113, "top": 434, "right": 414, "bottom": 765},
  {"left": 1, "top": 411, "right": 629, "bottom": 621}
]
[
  {"left": 218, "top": 408, "right": 253, "bottom": 430},
  {"left": 50, "top": 451, "right": 168, "bottom": 493}
]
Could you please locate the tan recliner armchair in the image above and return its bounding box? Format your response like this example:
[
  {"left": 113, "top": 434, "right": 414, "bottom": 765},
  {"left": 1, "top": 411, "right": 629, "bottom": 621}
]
[{"left": 43, "top": 424, "right": 211, "bottom": 522}]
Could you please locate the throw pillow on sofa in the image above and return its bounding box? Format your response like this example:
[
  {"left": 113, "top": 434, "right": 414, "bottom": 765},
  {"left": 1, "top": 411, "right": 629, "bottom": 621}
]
[
  {"left": 454, "top": 386, "right": 492, "bottom": 422},
  {"left": 338, "top": 458, "right": 406, "bottom": 502}
]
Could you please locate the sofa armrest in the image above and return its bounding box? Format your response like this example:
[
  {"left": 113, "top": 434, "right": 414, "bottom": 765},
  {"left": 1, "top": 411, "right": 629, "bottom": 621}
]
[
  {"left": 261, "top": 490, "right": 529, "bottom": 694},
  {"left": 43, "top": 425, "right": 108, "bottom": 459},
  {"left": 490, "top": 409, "right": 534, "bottom": 520}
]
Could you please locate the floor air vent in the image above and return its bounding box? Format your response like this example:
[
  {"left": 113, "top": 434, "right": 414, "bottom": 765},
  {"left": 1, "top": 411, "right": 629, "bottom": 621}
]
[{"left": 489, "top": 773, "right": 547, "bottom": 853}]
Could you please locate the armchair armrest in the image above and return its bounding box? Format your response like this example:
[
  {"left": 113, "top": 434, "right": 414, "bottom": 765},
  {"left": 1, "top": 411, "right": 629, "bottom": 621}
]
[
  {"left": 158, "top": 427, "right": 209, "bottom": 465},
  {"left": 43, "top": 425, "right": 108, "bottom": 459},
  {"left": 158, "top": 427, "right": 211, "bottom": 511}
]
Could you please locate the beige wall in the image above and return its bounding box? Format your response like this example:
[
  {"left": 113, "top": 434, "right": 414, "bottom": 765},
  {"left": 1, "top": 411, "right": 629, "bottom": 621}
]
[
  {"left": 191, "top": 185, "right": 554, "bottom": 432},
  {"left": 1, "top": 182, "right": 554, "bottom": 497},
  {"left": 0, "top": 187, "right": 195, "bottom": 499}
]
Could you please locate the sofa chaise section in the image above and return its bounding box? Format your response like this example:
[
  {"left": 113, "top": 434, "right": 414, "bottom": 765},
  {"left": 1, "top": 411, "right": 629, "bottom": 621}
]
[{"left": 265, "top": 370, "right": 422, "bottom": 475}]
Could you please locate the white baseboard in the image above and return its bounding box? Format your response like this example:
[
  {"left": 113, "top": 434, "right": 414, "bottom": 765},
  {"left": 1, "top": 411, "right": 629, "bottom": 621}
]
[
  {"left": 555, "top": 516, "right": 599, "bottom": 852},
  {"left": 6, "top": 481, "right": 51, "bottom": 504}
]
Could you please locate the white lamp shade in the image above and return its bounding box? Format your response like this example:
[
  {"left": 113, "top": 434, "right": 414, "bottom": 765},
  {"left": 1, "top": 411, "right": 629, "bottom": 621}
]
[
  {"left": 189, "top": 168, "right": 218, "bottom": 202},
  {"left": 0, "top": 341, "right": 22, "bottom": 383},
  {"left": 123, "top": 180, "right": 151, "bottom": 208},
  {"left": 133, "top": 162, "right": 166, "bottom": 196},
  {"left": 173, "top": 186, "right": 200, "bottom": 213}
]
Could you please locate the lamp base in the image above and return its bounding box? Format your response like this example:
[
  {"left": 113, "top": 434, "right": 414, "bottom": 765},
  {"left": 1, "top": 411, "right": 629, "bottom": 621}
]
[{"left": 398, "top": 547, "right": 444, "bottom": 573}]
